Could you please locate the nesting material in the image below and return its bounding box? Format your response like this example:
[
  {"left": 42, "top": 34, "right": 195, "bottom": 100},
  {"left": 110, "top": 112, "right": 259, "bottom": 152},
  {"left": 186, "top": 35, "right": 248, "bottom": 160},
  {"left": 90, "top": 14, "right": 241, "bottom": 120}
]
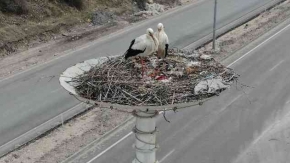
[{"left": 70, "top": 49, "right": 237, "bottom": 106}]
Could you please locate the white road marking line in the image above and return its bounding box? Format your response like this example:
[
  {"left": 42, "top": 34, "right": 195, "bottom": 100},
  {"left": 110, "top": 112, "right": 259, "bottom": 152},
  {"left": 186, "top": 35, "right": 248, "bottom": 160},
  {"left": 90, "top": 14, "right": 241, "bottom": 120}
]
[
  {"left": 85, "top": 23, "right": 290, "bottom": 162},
  {"left": 86, "top": 111, "right": 164, "bottom": 163},
  {"left": 0, "top": 0, "right": 204, "bottom": 84},
  {"left": 270, "top": 60, "right": 284, "bottom": 71},
  {"left": 86, "top": 132, "right": 133, "bottom": 163},
  {"left": 5, "top": 9, "right": 286, "bottom": 163},
  {"left": 228, "top": 23, "right": 290, "bottom": 67},
  {"left": 84, "top": 92, "right": 239, "bottom": 162},
  {"left": 219, "top": 94, "right": 243, "bottom": 113},
  {"left": 0, "top": 103, "right": 83, "bottom": 149},
  {"left": 160, "top": 149, "right": 175, "bottom": 163},
  {"left": 1, "top": 1, "right": 286, "bottom": 160}
]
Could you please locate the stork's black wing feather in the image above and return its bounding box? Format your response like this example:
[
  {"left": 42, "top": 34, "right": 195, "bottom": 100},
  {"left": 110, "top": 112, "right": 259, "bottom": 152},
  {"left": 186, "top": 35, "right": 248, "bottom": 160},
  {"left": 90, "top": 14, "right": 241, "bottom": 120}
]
[{"left": 124, "top": 39, "right": 146, "bottom": 59}]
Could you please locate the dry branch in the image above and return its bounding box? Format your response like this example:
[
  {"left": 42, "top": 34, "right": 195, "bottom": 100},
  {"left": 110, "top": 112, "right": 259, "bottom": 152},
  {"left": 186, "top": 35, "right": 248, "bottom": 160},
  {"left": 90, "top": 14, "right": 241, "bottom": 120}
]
[{"left": 72, "top": 49, "right": 237, "bottom": 106}]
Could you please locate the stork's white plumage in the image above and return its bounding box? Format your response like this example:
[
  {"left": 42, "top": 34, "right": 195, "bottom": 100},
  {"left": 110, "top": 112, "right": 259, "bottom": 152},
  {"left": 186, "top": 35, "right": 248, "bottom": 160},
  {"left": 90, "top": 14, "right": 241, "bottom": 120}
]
[
  {"left": 155, "top": 23, "right": 169, "bottom": 58},
  {"left": 124, "top": 28, "right": 158, "bottom": 77},
  {"left": 124, "top": 28, "right": 158, "bottom": 60}
]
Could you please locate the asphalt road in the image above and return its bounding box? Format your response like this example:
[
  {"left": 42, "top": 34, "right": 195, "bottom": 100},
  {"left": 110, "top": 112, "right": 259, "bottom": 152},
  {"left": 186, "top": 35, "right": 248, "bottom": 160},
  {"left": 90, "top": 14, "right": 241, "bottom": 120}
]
[
  {"left": 75, "top": 19, "right": 290, "bottom": 163},
  {"left": 0, "top": 0, "right": 276, "bottom": 148}
]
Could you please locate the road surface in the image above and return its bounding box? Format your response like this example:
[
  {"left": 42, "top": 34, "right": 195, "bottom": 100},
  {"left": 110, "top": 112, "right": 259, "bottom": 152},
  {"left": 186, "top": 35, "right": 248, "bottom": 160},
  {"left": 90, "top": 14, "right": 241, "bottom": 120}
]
[
  {"left": 71, "top": 19, "right": 290, "bottom": 163},
  {"left": 0, "top": 0, "right": 277, "bottom": 149}
]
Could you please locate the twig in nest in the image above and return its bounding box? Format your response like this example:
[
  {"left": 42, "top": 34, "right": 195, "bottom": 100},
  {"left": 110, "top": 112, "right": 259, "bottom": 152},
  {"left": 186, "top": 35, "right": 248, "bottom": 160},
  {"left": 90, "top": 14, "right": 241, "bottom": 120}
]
[
  {"left": 171, "top": 92, "right": 175, "bottom": 105},
  {"left": 173, "top": 107, "right": 178, "bottom": 112},
  {"left": 121, "top": 89, "right": 142, "bottom": 102},
  {"left": 163, "top": 109, "right": 170, "bottom": 123},
  {"left": 72, "top": 52, "right": 237, "bottom": 106},
  {"left": 153, "top": 93, "right": 163, "bottom": 105}
]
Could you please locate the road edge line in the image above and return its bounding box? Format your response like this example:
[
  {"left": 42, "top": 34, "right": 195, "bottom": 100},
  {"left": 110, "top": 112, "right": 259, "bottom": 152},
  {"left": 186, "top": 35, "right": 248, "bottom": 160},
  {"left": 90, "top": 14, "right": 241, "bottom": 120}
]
[
  {"left": 61, "top": 116, "right": 135, "bottom": 163},
  {"left": 184, "top": 0, "right": 284, "bottom": 50},
  {"left": 0, "top": 0, "right": 206, "bottom": 83},
  {"left": 0, "top": 0, "right": 285, "bottom": 159},
  {"left": 73, "top": 9, "right": 290, "bottom": 163}
]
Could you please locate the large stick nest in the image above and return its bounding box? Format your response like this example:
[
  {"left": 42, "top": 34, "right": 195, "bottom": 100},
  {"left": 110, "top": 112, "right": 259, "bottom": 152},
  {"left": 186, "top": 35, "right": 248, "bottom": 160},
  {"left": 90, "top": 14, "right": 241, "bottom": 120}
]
[{"left": 71, "top": 49, "right": 237, "bottom": 106}]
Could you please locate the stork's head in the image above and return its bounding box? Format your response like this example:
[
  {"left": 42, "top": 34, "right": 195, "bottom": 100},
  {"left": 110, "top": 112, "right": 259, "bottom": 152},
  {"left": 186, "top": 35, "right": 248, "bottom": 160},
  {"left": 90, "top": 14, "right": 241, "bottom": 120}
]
[
  {"left": 157, "top": 23, "right": 164, "bottom": 32},
  {"left": 146, "top": 28, "right": 154, "bottom": 37}
]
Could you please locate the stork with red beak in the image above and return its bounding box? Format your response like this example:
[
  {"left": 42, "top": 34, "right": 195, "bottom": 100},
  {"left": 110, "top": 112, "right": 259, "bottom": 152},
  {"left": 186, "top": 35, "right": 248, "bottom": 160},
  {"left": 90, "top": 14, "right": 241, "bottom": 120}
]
[{"left": 155, "top": 23, "right": 169, "bottom": 58}]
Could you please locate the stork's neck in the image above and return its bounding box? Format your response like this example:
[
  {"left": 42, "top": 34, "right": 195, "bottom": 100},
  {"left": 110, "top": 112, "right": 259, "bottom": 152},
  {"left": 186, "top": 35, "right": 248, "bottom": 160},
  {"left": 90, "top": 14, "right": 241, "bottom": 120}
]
[
  {"left": 152, "top": 35, "right": 158, "bottom": 46},
  {"left": 158, "top": 30, "right": 165, "bottom": 37}
]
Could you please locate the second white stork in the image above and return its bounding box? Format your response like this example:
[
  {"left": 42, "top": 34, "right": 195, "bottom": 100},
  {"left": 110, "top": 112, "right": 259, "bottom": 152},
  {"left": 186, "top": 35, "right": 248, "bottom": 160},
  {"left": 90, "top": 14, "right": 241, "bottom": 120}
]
[
  {"left": 155, "top": 23, "right": 169, "bottom": 58},
  {"left": 124, "top": 28, "right": 158, "bottom": 77}
]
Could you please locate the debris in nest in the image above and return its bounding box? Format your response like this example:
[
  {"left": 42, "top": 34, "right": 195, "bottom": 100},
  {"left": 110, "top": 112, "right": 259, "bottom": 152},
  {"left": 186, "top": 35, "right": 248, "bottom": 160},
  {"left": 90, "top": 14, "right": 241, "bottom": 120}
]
[
  {"left": 70, "top": 49, "right": 237, "bottom": 106},
  {"left": 194, "top": 76, "right": 230, "bottom": 95},
  {"left": 187, "top": 61, "right": 201, "bottom": 67},
  {"left": 200, "top": 54, "right": 213, "bottom": 60}
]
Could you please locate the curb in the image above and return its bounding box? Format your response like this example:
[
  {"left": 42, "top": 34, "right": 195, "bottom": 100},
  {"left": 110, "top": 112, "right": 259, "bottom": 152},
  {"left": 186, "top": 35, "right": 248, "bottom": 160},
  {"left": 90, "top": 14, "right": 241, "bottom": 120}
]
[
  {"left": 60, "top": 1, "right": 287, "bottom": 162},
  {"left": 221, "top": 15, "right": 290, "bottom": 66},
  {"left": 184, "top": 0, "right": 285, "bottom": 50},
  {"left": 0, "top": 0, "right": 284, "bottom": 159},
  {"left": 61, "top": 115, "right": 135, "bottom": 163},
  {"left": 0, "top": 103, "right": 89, "bottom": 158},
  {"left": 0, "top": 0, "right": 205, "bottom": 158}
]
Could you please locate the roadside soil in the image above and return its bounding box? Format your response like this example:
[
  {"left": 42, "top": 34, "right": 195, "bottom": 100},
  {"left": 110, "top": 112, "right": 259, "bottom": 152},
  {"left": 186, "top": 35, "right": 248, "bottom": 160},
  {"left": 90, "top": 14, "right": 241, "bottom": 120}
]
[
  {"left": 199, "top": 0, "right": 290, "bottom": 62},
  {"left": 1, "top": 0, "right": 290, "bottom": 163},
  {"left": 0, "top": 108, "right": 131, "bottom": 163},
  {"left": 0, "top": 0, "right": 183, "bottom": 79},
  {"left": 0, "top": 0, "right": 134, "bottom": 57}
]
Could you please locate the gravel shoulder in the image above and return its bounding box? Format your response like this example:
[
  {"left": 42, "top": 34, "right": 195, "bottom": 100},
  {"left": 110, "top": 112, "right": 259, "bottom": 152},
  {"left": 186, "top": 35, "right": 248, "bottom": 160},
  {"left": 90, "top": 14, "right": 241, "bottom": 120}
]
[
  {"left": 1, "top": 0, "right": 290, "bottom": 163},
  {"left": 199, "top": 0, "right": 290, "bottom": 62},
  {"left": 0, "top": 0, "right": 182, "bottom": 79}
]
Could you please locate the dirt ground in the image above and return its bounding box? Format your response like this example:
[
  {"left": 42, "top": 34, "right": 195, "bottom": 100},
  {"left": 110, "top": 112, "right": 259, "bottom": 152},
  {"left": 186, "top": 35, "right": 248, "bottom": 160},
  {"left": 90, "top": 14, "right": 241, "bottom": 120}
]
[
  {"left": 0, "top": 0, "right": 182, "bottom": 79},
  {"left": 0, "top": 21, "right": 131, "bottom": 79},
  {"left": 200, "top": 0, "right": 290, "bottom": 62},
  {"left": 1, "top": 0, "right": 290, "bottom": 163},
  {"left": 0, "top": 108, "right": 130, "bottom": 163},
  {"left": 0, "top": 0, "right": 134, "bottom": 56}
]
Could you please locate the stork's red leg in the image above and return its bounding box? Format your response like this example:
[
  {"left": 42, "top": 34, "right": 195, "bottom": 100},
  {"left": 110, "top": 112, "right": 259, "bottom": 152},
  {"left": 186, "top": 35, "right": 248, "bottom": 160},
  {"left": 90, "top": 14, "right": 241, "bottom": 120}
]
[{"left": 141, "top": 58, "right": 144, "bottom": 78}]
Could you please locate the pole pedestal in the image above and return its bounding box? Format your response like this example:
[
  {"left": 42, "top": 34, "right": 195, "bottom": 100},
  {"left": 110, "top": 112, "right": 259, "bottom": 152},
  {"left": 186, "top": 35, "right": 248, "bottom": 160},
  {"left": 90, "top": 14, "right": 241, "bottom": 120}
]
[{"left": 132, "top": 109, "right": 159, "bottom": 163}]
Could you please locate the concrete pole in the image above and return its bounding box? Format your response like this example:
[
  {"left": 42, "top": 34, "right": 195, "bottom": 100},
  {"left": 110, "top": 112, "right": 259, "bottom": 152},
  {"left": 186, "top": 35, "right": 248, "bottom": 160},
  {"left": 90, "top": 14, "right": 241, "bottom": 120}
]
[
  {"left": 132, "top": 109, "right": 159, "bottom": 163},
  {"left": 212, "top": 0, "right": 217, "bottom": 51}
]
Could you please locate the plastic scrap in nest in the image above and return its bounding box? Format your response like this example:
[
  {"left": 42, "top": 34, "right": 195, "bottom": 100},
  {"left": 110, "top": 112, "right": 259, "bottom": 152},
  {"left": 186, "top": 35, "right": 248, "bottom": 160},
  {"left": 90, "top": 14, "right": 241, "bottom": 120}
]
[
  {"left": 194, "top": 76, "right": 229, "bottom": 95},
  {"left": 61, "top": 49, "right": 238, "bottom": 107}
]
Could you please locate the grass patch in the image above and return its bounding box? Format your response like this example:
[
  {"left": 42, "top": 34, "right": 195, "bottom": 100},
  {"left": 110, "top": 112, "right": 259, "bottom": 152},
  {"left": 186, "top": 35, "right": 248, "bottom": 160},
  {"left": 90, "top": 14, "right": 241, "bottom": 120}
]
[{"left": 0, "top": 0, "right": 132, "bottom": 55}]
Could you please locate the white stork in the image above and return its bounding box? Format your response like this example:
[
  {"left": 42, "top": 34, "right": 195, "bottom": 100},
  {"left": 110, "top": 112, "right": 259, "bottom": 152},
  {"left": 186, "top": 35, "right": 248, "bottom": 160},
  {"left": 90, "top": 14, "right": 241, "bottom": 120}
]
[
  {"left": 155, "top": 23, "right": 169, "bottom": 58},
  {"left": 124, "top": 28, "right": 159, "bottom": 76}
]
